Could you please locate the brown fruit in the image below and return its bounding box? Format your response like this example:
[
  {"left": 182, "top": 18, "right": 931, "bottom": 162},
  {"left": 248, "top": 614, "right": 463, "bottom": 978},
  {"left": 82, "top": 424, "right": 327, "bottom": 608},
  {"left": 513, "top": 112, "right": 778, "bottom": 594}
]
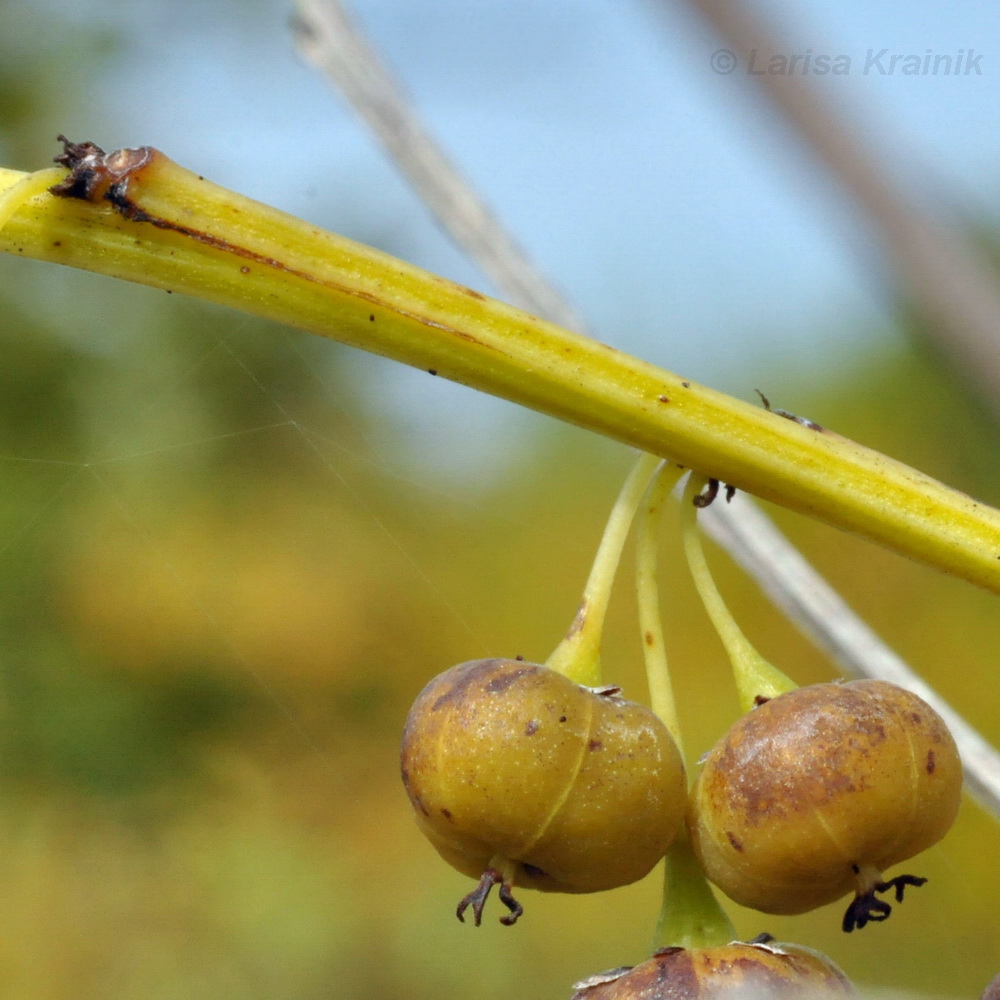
[
  {"left": 688, "top": 680, "right": 962, "bottom": 929},
  {"left": 400, "top": 658, "right": 686, "bottom": 923},
  {"left": 569, "top": 939, "right": 855, "bottom": 998},
  {"left": 981, "top": 972, "right": 1000, "bottom": 1000}
]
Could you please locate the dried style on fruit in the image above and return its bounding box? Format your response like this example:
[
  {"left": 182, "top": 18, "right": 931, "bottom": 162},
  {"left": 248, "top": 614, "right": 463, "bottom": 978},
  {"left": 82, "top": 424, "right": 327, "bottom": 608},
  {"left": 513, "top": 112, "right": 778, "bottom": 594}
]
[
  {"left": 569, "top": 939, "right": 855, "bottom": 998},
  {"left": 401, "top": 658, "right": 686, "bottom": 923},
  {"left": 688, "top": 680, "right": 962, "bottom": 930}
]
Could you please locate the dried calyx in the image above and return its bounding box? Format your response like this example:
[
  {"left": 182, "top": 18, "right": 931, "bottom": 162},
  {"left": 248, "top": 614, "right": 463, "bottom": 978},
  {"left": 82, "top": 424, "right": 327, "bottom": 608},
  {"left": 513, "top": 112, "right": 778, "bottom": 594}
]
[
  {"left": 842, "top": 865, "right": 926, "bottom": 933},
  {"left": 50, "top": 136, "right": 153, "bottom": 215}
]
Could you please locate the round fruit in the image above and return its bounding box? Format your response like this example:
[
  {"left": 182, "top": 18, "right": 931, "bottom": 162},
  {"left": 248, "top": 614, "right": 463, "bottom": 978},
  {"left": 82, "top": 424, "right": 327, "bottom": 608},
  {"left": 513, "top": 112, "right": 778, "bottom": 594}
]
[
  {"left": 569, "top": 938, "right": 855, "bottom": 998},
  {"left": 688, "top": 680, "right": 962, "bottom": 930},
  {"left": 400, "top": 658, "right": 686, "bottom": 923}
]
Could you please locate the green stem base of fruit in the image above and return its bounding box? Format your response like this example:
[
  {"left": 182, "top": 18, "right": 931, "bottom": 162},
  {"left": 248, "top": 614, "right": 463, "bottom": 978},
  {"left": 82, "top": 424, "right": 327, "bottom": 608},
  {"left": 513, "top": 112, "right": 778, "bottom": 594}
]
[{"left": 653, "top": 835, "right": 736, "bottom": 952}]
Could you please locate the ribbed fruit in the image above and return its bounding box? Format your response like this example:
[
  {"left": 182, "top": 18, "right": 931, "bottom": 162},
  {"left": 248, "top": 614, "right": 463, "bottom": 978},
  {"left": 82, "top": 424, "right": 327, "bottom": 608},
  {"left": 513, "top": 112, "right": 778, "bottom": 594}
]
[
  {"left": 688, "top": 680, "right": 962, "bottom": 928},
  {"left": 401, "top": 658, "right": 686, "bottom": 921}
]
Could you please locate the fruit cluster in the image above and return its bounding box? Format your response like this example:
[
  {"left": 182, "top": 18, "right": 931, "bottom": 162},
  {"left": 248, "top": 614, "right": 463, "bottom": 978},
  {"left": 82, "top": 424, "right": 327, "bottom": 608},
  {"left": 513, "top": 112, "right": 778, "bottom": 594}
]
[
  {"left": 402, "top": 666, "right": 960, "bottom": 931},
  {"left": 398, "top": 461, "right": 964, "bottom": 995}
]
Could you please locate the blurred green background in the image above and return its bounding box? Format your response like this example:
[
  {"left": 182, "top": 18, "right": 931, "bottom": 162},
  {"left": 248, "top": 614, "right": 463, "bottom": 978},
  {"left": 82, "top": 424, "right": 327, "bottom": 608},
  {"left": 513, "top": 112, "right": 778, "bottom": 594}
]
[{"left": 2, "top": 2, "right": 1000, "bottom": 998}]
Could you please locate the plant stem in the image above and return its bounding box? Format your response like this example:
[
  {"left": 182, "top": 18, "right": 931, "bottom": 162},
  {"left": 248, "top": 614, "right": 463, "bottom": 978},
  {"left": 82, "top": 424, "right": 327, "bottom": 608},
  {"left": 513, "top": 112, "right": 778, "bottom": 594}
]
[
  {"left": 546, "top": 452, "right": 662, "bottom": 687},
  {"left": 634, "top": 460, "right": 686, "bottom": 747},
  {"left": 632, "top": 465, "right": 737, "bottom": 952},
  {"left": 0, "top": 167, "right": 66, "bottom": 228},
  {"left": 654, "top": 834, "right": 736, "bottom": 951},
  {"left": 3, "top": 148, "right": 1000, "bottom": 598},
  {"left": 682, "top": 475, "right": 797, "bottom": 713}
]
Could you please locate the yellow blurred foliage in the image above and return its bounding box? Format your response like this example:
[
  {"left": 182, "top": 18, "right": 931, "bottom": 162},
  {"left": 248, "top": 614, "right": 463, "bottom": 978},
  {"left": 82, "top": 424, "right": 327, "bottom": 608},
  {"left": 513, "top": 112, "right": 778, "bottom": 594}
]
[{"left": 58, "top": 487, "right": 388, "bottom": 684}]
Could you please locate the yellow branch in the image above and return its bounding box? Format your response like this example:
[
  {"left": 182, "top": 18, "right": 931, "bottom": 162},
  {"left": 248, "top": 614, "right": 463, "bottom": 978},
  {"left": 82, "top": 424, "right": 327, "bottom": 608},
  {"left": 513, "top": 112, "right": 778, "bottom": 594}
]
[{"left": 3, "top": 144, "right": 1000, "bottom": 595}]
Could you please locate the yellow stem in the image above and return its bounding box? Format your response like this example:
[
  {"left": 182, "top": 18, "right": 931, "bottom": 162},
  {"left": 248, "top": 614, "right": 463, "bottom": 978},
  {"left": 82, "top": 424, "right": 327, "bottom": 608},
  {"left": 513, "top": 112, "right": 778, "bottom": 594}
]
[
  {"left": 546, "top": 452, "right": 662, "bottom": 686},
  {"left": 682, "top": 475, "right": 797, "bottom": 713},
  {"left": 3, "top": 148, "right": 1000, "bottom": 597},
  {"left": 0, "top": 168, "right": 66, "bottom": 229},
  {"left": 635, "top": 460, "right": 685, "bottom": 748}
]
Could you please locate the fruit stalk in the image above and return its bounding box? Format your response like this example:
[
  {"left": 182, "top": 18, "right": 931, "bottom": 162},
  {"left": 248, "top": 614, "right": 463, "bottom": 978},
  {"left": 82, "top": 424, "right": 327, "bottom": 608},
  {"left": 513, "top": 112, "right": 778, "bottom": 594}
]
[
  {"left": 634, "top": 461, "right": 685, "bottom": 744},
  {"left": 632, "top": 470, "right": 736, "bottom": 951},
  {"left": 654, "top": 835, "right": 736, "bottom": 952},
  {"left": 547, "top": 452, "right": 663, "bottom": 687},
  {"left": 4, "top": 145, "right": 1000, "bottom": 597},
  {"left": 681, "top": 475, "right": 797, "bottom": 712}
]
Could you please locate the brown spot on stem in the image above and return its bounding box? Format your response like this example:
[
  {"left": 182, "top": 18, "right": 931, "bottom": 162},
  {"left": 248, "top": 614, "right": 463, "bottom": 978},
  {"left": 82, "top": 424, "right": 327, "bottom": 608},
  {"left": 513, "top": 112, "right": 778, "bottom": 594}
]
[
  {"left": 564, "top": 599, "right": 589, "bottom": 638},
  {"left": 926, "top": 749, "right": 936, "bottom": 774}
]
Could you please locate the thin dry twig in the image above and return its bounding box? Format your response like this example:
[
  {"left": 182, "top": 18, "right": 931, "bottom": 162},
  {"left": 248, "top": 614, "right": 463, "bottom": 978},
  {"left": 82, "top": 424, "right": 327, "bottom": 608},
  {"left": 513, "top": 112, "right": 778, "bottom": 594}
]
[
  {"left": 670, "top": 0, "right": 1000, "bottom": 412},
  {"left": 291, "top": 0, "right": 586, "bottom": 333},
  {"left": 290, "top": 0, "right": 1000, "bottom": 821}
]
